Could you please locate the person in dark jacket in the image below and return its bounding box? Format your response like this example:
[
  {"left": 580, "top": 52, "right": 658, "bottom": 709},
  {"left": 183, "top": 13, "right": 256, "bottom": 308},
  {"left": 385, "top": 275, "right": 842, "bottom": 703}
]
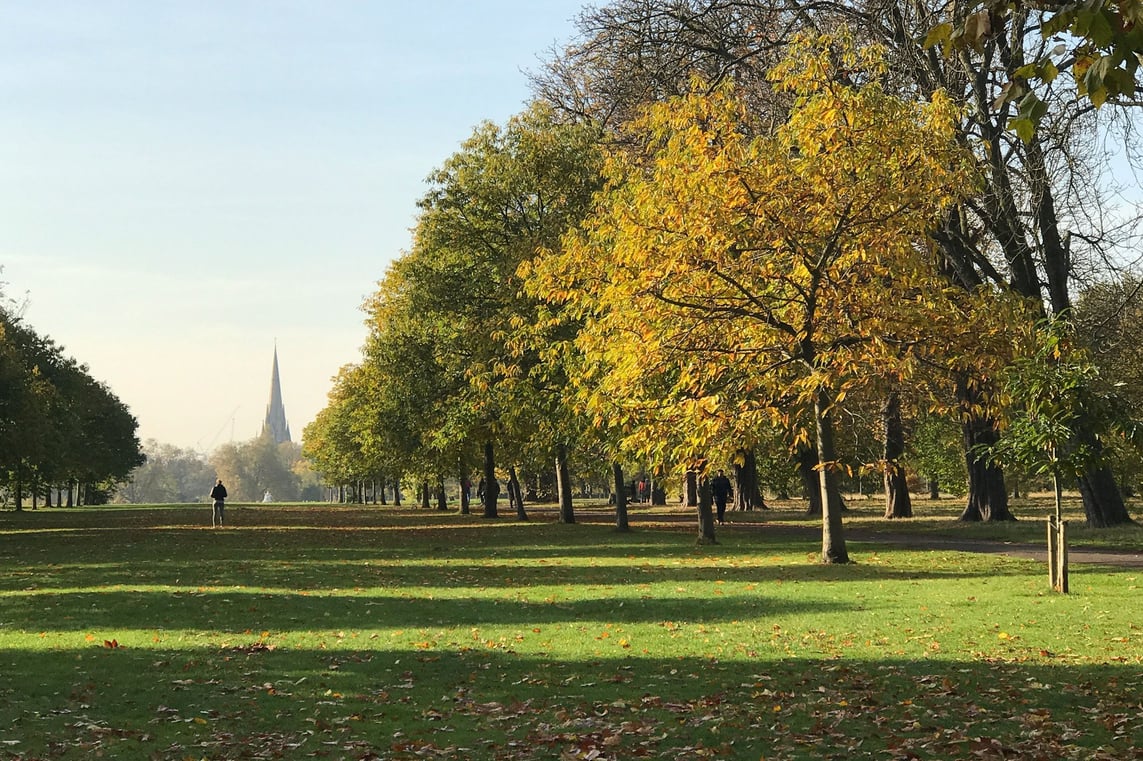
[
  {"left": 711, "top": 470, "right": 733, "bottom": 525},
  {"left": 210, "top": 479, "right": 228, "bottom": 528}
]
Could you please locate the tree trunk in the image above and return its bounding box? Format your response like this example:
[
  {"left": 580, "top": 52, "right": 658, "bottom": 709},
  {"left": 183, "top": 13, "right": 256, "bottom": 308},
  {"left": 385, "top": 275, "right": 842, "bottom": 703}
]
[
  {"left": 613, "top": 461, "right": 630, "bottom": 532},
  {"left": 392, "top": 478, "right": 401, "bottom": 506},
  {"left": 1074, "top": 432, "right": 1134, "bottom": 527},
  {"left": 1077, "top": 465, "right": 1134, "bottom": 528},
  {"left": 928, "top": 476, "right": 939, "bottom": 500},
  {"left": 555, "top": 443, "right": 575, "bottom": 524},
  {"left": 684, "top": 468, "right": 698, "bottom": 507},
  {"left": 815, "top": 390, "right": 850, "bottom": 564},
  {"left": 435, "top": 477, "right": 448, "bottom": 511},
  {"left": 696, "top": 471, "right": 717, "bottom": 544},
  {"left": 420, "top": 481, "right": 430, "bottom": 510},
  {"left": 482, "top": 440, "right": 499, "bottom": 518},
  {"left": 883, "top": 391, "right": 913, "bottom": 519},
  {"left": 732, "top": 449, "right": 767, "bottom": 510},
  {"left": 797, "top": 445, "right": 823, "bottom": 517},
  {"left": 957, "top": 379, "right": 1016, "bottom": 522},
  {"left": 509, "top": 466, "right": 528, "bottom": 521},
  {"left": 459, "top": 461, "right": 470, "bottom": 515}
]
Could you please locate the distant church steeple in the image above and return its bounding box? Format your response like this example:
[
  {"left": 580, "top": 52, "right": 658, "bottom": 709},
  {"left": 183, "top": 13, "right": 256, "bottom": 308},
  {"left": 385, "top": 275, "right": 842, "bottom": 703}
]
[{"left": 262, "top": 345, "right": 292, "bottom": 444}]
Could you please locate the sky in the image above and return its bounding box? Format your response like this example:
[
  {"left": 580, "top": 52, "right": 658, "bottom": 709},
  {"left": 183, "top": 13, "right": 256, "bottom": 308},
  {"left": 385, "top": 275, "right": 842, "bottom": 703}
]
[{"left": 0, "top": 1, "right": 587, "bottom": 453}]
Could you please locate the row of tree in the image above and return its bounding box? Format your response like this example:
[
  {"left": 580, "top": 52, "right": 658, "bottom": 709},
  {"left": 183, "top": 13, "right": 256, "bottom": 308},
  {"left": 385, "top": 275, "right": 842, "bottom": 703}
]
[
  {"left": 304, "top": 1, "right": 1143, "bottom": 562},
  {"left": 1, "top": 296, "right": 144, "bottom": 509}
]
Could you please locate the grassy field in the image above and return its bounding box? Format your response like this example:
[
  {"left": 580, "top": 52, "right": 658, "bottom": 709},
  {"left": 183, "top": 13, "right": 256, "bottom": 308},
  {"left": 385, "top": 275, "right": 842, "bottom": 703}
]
[{"left": 1, "top": 499, "right": 1141, "bottom": 760}]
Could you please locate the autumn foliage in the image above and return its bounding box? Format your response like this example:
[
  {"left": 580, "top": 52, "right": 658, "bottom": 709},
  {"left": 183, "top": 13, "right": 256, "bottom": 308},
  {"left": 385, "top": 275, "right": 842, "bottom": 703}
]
[{"left": 529, "top": 33, "right": 988, "bottom": 561}]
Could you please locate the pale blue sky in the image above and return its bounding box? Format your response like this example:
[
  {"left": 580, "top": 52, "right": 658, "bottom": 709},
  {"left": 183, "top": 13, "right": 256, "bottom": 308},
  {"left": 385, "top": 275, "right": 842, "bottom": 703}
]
[{"left": 0, "top": 1, "right": 586, "bottom": 451}]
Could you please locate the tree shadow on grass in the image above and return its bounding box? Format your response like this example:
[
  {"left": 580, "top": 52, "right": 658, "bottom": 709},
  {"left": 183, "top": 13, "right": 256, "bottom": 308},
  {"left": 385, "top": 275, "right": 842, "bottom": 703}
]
[
  {"left": 1, "top": 548, "right": 1038, "bottom": 596},
  {"left": 3, "top": 586, "right": 853, "bottom": 632},
  {"left": 0, "top": 644, "right": 1139, "bottom": 761},
  {"left": 2, "top": 516, "right": 1046, "bottom": 600}
]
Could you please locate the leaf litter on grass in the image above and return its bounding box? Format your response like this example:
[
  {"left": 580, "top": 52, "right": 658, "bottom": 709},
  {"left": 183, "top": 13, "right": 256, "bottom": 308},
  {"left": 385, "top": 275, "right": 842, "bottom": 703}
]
[{"left": 2, "top": 505, "right": 1143, "bottom": 759}]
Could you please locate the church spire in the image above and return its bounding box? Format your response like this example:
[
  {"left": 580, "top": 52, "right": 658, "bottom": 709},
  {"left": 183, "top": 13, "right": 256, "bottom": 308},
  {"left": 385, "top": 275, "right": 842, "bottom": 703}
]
[{"left": 262, "top": 344, "right": 292, "bottom": 444}]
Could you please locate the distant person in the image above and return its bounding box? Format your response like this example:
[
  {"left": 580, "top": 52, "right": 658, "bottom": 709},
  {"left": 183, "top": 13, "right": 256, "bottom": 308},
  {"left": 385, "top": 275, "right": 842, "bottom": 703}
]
[
  {"left": 210, "top": 479, "right": 228, "bottom": 528},
  {"left": 711, "top": 470, "right": 732, "bottom": 525},
  {"left": 262, "top": 490, "right": 272, "bottom": 503}
]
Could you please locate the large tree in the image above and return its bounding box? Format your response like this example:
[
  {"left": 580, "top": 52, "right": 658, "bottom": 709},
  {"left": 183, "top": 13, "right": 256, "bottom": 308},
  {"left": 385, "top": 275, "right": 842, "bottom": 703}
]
[
  {"left": 860, "top": 0, "right": 1138, "bottom": 524},
  {"left": 1073, "top": 275, "right": 1143, "bottom": 502},
  {"left": 211, "top": 436, "right": 303, "bottom": 503},
  {"left": 535, "top": 0, "right": 1141, "bottom": 526},
  {"left": 118, "top": 440, "right": 217, "bottom": 504},
  {"left": 531, "top": 34, "right": 982, "bottom": 562},
  {"left": 306, "top": 105, "right": 607, "bottom": 516},
  {"left": 0, "top": 310, "right": 143, "bottom": 506}
]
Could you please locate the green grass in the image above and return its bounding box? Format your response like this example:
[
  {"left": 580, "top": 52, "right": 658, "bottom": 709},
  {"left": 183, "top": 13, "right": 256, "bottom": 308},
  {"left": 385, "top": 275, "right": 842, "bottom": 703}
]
[{"left": 1, "top": 502, "right": 1141, "bottom": 760}]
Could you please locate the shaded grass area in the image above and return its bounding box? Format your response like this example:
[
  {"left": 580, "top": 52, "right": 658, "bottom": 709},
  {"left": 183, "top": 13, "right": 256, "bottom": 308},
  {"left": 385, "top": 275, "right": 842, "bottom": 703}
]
[
  {"left": 1, "top": 504, "right": 1141, "bottom": 760},
  {"left": 699, "top": 494, "right": 1143, "bottom": 551}
]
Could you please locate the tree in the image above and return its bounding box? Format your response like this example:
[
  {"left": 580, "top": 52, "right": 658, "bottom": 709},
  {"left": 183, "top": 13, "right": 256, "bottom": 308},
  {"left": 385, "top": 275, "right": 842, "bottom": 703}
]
[
  {"left": 882, "top": 389, "right": 914, "bottom": 518},
  {"left": 69, "top": 375, "right": 146, "bottom": 499},
  {"left": 533, "top": 0, "right": 788, "bottom": 130},
  {"left": 848, "top": 0, "right": 1138, "bottom": 524},
  {"left": 0, "top": 310, "right": 143, "bottom": 506},
  {"left": 987, "top": 318, "right": 1138, "bottom": 529},
  {"left": 118, "top": 440, "right": 217, "bottom": 504},
  {"left": 328, "top": 104, "right": 606, "bottom": 520},
  {"left": 731, "top": 447, "right": 769, "bottom": 511},
  {"left": 926, "top": 0, "right": 1143, "bottom": 133},
  {"left": 907, "top": 411, "right": 969, "bottom": 500},
  {"left": 532, "top": 33, "right": 979, "bottom": 563},
  {"left": 1073, "top": 275, "right": 1143, "bottom": 496},
  {"left": 210, "top": 436, "right": 301, "bottom": 503},
  {"left": 537, "top": 0, "right": 1141, "bottom": 526}
]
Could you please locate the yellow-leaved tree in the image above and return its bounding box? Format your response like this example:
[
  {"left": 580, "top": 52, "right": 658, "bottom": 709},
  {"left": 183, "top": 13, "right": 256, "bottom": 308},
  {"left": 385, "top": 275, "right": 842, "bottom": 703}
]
[{"left": 528, "top": 31, "right": 984, "bottom": 563}]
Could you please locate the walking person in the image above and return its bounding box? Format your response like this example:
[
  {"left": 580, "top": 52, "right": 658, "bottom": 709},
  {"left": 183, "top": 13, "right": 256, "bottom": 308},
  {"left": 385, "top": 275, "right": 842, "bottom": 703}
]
[
  {"left": 711, "top": 470, "right": 732, "bottom": 525},
  {"left": 210, "top": 479, "right": 228, "bottom": 528}
]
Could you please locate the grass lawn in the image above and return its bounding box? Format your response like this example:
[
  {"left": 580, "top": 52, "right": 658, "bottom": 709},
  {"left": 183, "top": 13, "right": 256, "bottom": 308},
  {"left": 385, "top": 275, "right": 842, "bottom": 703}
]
[{"left": 1, "top": 500, "right": 1141, "bottom": 760}]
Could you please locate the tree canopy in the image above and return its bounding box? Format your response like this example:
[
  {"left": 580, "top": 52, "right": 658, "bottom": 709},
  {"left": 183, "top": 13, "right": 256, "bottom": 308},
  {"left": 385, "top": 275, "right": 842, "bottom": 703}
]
[
  {"left": 304, "top": 0, "right": 1143, "bottom": 541},
  {"left": 526, "top": 33, "right": 1014, "bottom": 560},
  {"left": 0, "top": 307, "right": 143, "bottom": 507}
]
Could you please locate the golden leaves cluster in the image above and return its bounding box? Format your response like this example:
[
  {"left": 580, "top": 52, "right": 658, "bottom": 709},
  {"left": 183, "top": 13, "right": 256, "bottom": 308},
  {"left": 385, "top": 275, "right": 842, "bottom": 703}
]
[{"left": 528, "top": 31, "right": 1008, "bottom": 463}]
